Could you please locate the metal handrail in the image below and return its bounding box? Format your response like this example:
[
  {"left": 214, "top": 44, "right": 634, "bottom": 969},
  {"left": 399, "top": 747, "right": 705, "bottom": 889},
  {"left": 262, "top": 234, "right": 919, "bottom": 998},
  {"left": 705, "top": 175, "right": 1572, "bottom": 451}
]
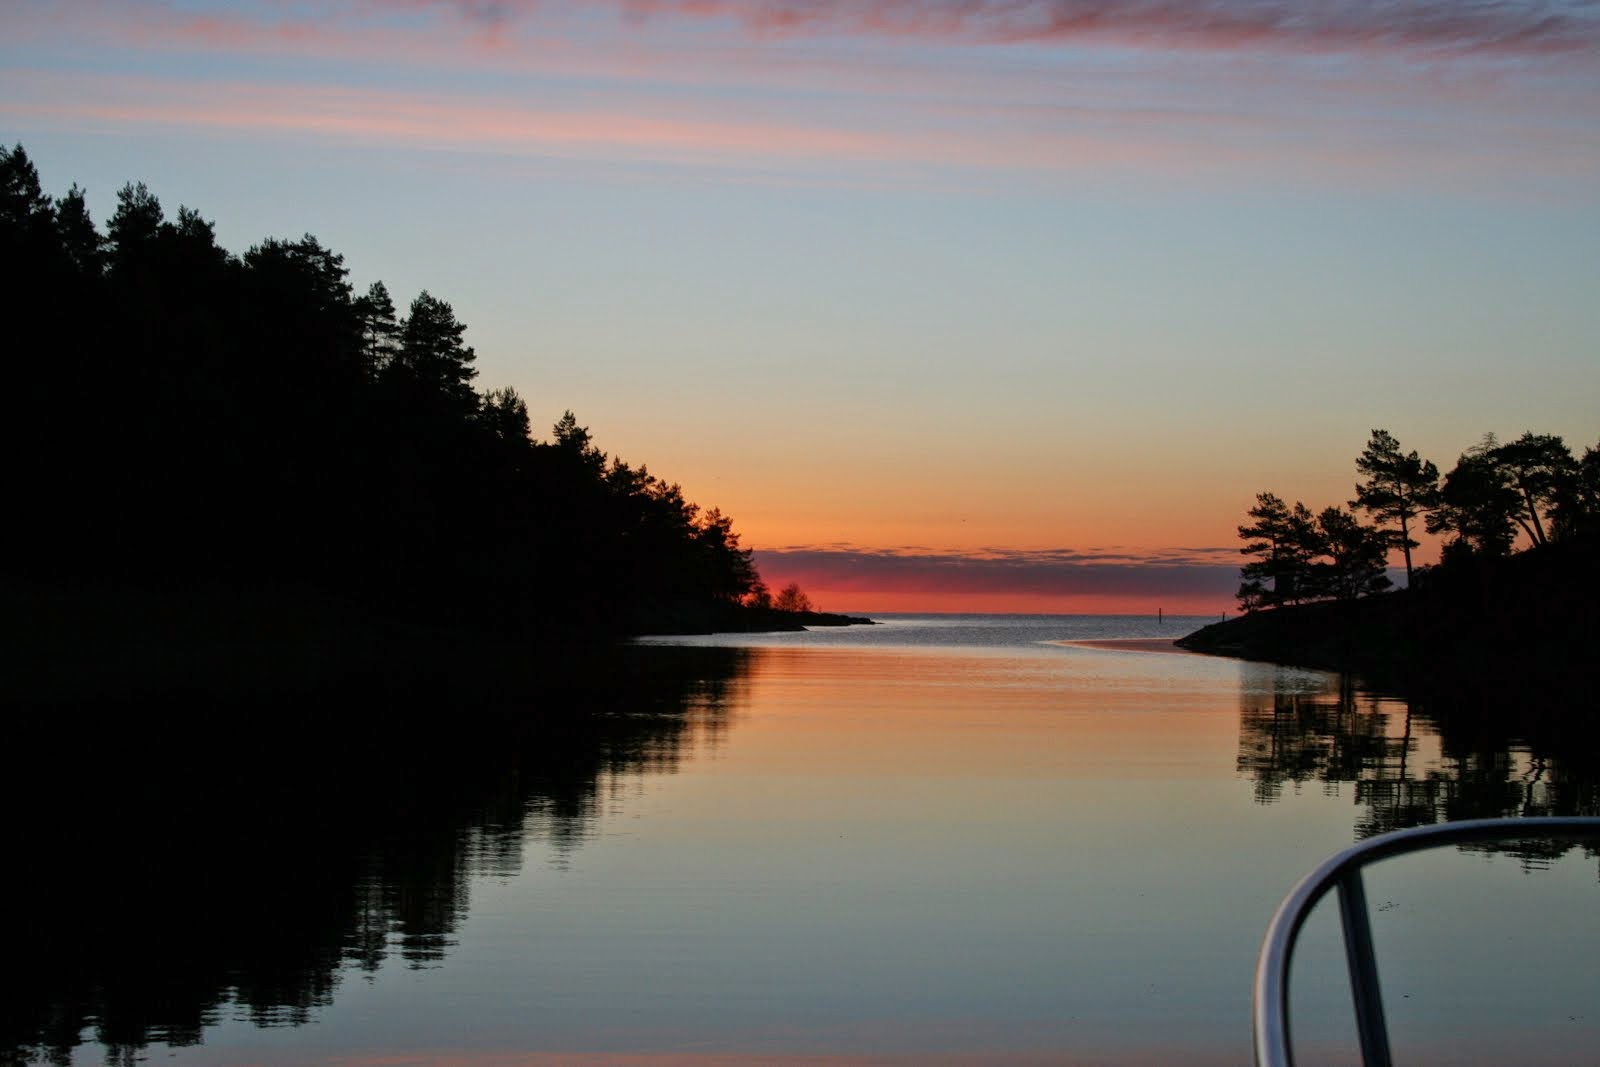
[{"left": 1253, "top": 816, "right": 1600, "bottom": 1067}]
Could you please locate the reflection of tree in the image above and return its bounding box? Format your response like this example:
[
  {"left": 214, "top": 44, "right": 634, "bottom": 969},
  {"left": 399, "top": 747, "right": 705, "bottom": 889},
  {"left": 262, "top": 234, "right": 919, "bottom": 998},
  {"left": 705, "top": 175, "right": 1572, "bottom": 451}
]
[
  {"left": 0, "top": 645, "right": 747, "bottom": 1066},
  {"left": 1237, "top": 667, "right": 1600, "bottom": 858},
  {"left": 1237, "top": 668, "right": 1409, "bottom": 806}
]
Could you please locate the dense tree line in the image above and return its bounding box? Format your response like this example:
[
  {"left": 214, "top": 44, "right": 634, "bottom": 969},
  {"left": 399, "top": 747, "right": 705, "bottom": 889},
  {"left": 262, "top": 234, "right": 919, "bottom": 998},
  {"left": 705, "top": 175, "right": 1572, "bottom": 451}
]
[
  {"left": 1, "top": 144, "right": 762, "bottom": 634},
  {"left": 1238, "top": 427, "right": 1599, "bottom": 612}
]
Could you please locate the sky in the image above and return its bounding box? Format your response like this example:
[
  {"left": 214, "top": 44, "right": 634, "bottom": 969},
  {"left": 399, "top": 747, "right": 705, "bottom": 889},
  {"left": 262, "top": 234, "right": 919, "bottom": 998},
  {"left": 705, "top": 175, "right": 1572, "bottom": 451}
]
[{"left": 5, "top": 0, "right": 1598, "bottom": 613}]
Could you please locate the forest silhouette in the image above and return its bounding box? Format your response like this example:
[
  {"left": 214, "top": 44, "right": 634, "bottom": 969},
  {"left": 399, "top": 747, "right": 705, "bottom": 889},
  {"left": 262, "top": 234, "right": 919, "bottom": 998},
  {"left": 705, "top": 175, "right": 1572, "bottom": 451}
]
[
  {"left": 0, "top": 144, "right": 854, "bottom": 1062},
  {"left": 1, "top": 144, "right": 771, "bottom": 649}
]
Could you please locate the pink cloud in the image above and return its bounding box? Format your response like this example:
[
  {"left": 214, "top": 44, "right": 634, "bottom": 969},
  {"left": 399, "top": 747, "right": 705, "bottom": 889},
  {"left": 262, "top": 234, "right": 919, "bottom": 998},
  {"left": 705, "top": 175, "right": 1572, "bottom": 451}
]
[
  {"left": 0, "top": 69, "right": 1223, "bottom": 173},
  {"left": 7, "top": 3, "right": 1595, "bottom": 190},
  {"left": 39, "top": 2, "right": 1600, "bottom": 81},
  {"left": 439, "top": 0, "right": 1600, "bottom": 60},
  {"left": 0, "top": 71, "right": 905, "bottom": 166},
  {"left": 8, "top": 66, "right": 1591, "bottom": 188}
]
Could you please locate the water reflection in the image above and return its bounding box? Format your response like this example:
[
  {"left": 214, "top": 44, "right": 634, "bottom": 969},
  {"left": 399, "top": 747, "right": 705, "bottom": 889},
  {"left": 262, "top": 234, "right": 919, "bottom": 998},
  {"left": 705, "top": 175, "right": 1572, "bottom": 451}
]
[
  {"left": 1236, "top": 664, "right": 1600, "bottom": 862},
  {"left": 0, "top": 645, "right": 748, "bottom": 1067},
  {"left": 8, "top": 635, "right": 1597, "bottom": 1067}
]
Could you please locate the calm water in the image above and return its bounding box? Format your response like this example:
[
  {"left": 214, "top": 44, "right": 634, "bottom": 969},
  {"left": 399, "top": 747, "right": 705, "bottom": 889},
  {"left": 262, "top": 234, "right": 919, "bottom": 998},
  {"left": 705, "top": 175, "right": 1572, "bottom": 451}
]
[{"left": 7, "top": 615, "right": 1598, "bottom": 1065}]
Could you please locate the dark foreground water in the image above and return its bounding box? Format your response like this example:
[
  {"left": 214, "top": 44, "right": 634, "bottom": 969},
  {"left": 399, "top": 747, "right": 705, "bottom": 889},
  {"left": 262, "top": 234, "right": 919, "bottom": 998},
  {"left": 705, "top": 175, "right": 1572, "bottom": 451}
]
[{"left": 5, "top": 615, "right": 1597, "bottom": 1065}]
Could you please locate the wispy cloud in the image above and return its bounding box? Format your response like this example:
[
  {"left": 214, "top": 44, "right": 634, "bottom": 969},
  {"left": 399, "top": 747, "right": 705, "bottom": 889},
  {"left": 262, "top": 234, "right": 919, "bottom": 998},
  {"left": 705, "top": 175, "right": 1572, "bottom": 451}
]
[
  {"left": 7, "top": 1, "right": 1596, "bottom": 189},
  {"left": 0, "top": 70, "right": 902, "bottom": 166},
  {"left": 8, "top": 63, "right": 1591, "bottom": 189},
  {"left": 436, "top": 0, "right": 1600, "bottom": 59}
]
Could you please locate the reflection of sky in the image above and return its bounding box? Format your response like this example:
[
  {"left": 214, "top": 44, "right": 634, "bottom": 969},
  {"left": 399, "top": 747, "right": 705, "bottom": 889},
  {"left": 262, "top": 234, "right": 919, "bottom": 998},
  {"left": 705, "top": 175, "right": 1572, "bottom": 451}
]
[
  {"left": 154, "top": 638, "right": 1599, "bottom": 1066},
  {"left": 4, "top": 1, "right": 1597, "bottom": 610},
  {"left": 636, "top": 610, "right": 1218, "bottom": 648}
]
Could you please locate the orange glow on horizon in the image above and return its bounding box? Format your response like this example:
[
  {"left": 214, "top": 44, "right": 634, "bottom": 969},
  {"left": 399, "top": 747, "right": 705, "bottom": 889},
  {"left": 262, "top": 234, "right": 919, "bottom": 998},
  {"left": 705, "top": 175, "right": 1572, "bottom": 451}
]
[{"left": 781, "top": 588, "right": 1233, "bottom": 616}]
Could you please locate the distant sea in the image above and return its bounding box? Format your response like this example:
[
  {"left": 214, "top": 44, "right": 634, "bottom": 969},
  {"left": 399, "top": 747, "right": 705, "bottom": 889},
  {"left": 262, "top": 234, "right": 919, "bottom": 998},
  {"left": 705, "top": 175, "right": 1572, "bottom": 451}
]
[{"left": 635, "top": 611, "right": 1218, "bottom": 651}]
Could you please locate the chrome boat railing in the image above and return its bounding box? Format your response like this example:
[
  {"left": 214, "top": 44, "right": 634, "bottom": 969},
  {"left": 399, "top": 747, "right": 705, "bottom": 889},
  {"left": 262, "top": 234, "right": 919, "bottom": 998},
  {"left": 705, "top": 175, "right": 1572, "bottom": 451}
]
[{"left": 1253, "top": 816, "right": 1600, "bottom": 1067}]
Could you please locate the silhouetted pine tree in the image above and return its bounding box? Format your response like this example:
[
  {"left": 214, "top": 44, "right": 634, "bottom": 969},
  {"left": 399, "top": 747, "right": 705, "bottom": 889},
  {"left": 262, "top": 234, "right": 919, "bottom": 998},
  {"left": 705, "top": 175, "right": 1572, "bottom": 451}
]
[{"left": 1, "top": 146, "right": 763, "bottom": 635}]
